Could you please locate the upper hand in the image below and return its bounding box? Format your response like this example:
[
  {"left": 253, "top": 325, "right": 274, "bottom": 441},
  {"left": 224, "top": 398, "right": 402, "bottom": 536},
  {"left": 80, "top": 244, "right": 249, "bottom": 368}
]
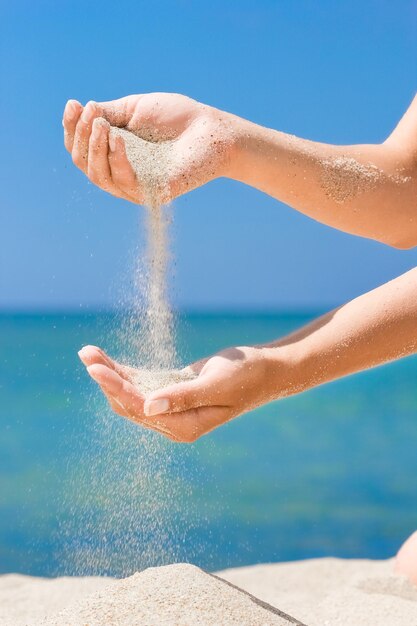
[
  {"left": 78, "top": 344, "right": 279, "bottom": 442},
  {"left": 63, "top": 93, "right": 236, "bottom": 205}
]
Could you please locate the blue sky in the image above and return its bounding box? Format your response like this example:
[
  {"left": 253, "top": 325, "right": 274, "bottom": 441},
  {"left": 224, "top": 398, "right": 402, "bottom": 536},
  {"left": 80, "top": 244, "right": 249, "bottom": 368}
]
[{"left": 1, "top": 0, "right": 416, "bottom": 311}]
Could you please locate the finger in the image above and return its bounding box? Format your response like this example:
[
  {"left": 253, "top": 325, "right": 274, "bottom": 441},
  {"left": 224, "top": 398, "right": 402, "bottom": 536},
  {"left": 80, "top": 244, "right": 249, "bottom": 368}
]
[
  {"left": 84, "top": 360, "right": 185, "bottom": 443},
  {"left": 103, "top": 389, "right": 131, "bottom": 418},
  {"left": 88, "top": 120, "right": 138, "bottom": 203},
  {"left": 87, "top": 364, "right": 182, "bottom": 441},
  {"left": 108, "top": 133, "right": 143, "bottom": 203},
  {"left": 152, "top": 405, "right": 232, "bottom": 443},
  {"left": 184, "top": 358, "right": 209, "bottom": 377},
  {"left": 81, "top": 359, "right": 131, "bottom": 417},
  {"left": 78, "top": 345, "right": 116, "bottom": 370},
  {"left": 63, "top": 99, "right": 83, "bottom": 153},
  {"left": 78, "top": 345, "right": 132, "bottom": 379},
  {"left": 98, "top": 96, "right": 143, "bottom": 127},
  {"left": 143, "top": 373, "right": 228, "bottom": 417},
  {"left": 87, "top": 118, "right": 112, "bottom": 190},
  {"left": 87, "top": 364, "right": 146, "bottom": 418},
  {"left": 72, "top": 101, "right": 103, "bottom": 174}
]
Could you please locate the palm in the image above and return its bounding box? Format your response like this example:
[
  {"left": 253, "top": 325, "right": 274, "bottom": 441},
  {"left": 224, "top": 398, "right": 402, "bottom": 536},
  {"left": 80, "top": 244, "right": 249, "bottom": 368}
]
[
  {"left": 78, "top": 344, "right": 270, "bottom": 443},
  {"left": 78, "top": 345, "right": 238, "bottom": 442},
  {"left": 110, "top": 92, "right": 231, "bottom": 199}
]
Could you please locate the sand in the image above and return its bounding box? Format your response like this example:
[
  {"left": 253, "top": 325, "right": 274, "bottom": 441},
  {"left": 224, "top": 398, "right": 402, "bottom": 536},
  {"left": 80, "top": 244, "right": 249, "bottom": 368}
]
[
  {"left": 59, "top": 123, "right": 198, "bottom": 579},
  {"left": 112, "top": 124, "right": 198, "bottom": 397},
  {"left": 57, "top": 123, "right": 194, "bottom": 580},
  {"left": 111, "top": 122, "right": 180, "bottom": 374},
  {"left": 0, "top": 574, "right": 110, "bottom": 625},
  {"left": 38, "top": 564, "right": 299, "bottom": 626},
  {"left": 131, "top": 368, "right": 196, "bottom": 396},
  {"left": 110, "top": 125, "right": 175, "bottom": 208},
  {"left": 320, "top": 155, "right": 411, "bottom": 204},
  {"left": 221, "top": 558, "right": 417, "bottom": 626},
  {"left": 2, "top": 558, "right": 417, "bottom": 626},
  {"left": 112, "top": 122, "right": 197, "bottom": 403},
  {"left": 320, "top": 156, "right": 382, "bottom": 203}
]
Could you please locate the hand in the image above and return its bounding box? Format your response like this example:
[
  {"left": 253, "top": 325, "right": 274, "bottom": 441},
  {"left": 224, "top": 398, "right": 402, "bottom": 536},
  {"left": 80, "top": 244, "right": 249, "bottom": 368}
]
[
  {"left": 63, "top": 93, "right": 237, "bottom": 204},
  {"left": 78, "top": 344, "right": 282, "bottom": 443}
]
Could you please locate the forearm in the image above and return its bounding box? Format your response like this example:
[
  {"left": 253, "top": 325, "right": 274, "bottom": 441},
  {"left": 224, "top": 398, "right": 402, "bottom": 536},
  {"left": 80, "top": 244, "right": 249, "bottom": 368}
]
[
  {"left": 224, "top": 97, "right": 417, "bottom": 248},
  {"left": 266, "top": 267, "right": 417, "bottom": 397}
]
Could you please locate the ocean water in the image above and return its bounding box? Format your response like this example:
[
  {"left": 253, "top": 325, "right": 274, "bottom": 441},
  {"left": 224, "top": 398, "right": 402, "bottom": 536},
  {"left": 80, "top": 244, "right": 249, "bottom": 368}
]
[{"left": 1, "top": 312, "right": 417, "bottom": 577}]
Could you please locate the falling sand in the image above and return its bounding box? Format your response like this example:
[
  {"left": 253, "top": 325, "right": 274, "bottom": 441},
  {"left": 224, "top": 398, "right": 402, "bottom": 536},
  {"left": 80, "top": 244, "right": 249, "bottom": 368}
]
[
  {"left": 109, "top": 123, "right": 196, "bottom": 390},
  {"left": 59, "top": 124, "right": 198, "bottom": 578}
]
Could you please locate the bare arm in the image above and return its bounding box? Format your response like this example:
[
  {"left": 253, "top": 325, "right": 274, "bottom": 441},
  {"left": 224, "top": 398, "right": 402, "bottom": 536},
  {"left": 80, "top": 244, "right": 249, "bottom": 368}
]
[
  {"left": 269, "top": 265, "right": 417, "bottom": 393},
  {"left": 227, "top": 95, "right": 417, "bottom": 248},
  {"left": 80, "top": 267, "right": 417, "bottom": 442},
  {"left": 64, "top": 93, "right": 417, "bottom": 248}
]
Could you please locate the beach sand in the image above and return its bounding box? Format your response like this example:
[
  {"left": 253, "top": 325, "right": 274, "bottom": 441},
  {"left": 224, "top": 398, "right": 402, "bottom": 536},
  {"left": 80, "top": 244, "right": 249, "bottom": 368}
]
[{"left": 1, "top": 558, "right": 416, "bottom": 625}]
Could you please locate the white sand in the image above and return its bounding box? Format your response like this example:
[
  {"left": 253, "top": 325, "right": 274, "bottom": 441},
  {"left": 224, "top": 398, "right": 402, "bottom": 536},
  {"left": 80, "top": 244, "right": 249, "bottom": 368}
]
[
  {"left": 220, "top": 558, "right": 417, "bottom": 626},
  {"left": 38, "top": 564, "right": 295, "bottom": 626},
  {"left": 320, "top": 155, "right": 411, "bottom": 204},
  {"left": 0, "top": 574, "right": 109, "bottom": 625},
  {"left": 131, "top": 368, "right": 197, "bottom": 396},
  {"left": 111, "top": 122, "right": 178, "bottom": 372},
  {"left": 110, "top": 124, "right": 175, "bottom": 207},
  {"left": 1, "top": 558, "right": 417, "bottom": 626}
]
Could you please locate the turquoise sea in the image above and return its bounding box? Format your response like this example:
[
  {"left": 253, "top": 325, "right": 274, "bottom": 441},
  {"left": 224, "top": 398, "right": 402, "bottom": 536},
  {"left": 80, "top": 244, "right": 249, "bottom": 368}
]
[{"left": 1, "top": 312, "right": 417, "bottom": 577}]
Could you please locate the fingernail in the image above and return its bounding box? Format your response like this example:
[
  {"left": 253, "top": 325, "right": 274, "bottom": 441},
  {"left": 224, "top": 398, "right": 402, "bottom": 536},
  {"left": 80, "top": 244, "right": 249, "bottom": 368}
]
[
  {"left": 109, "top": 133, "right": 116, "bottom": 152},
  {"left": 78, "top": 347, "right": 88, "bottom": 358},
  {"left": 144, "top": 398, "right": 170, "bottom": 417},
  {"left": 81, "top": 102, "right": 95, "bottom": 124}
]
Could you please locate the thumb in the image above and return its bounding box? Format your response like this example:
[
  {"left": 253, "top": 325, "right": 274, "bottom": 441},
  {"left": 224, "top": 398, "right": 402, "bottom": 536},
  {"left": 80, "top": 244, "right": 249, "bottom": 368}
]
[
  {"left": 97, "top": 96, "right": 143, "bottom": 127},
  {"left": 143, "top": 374, "right": 223, "bottom": 417},
  {"left": 91, "top": 97, "right": 131, "bottom": 127}
]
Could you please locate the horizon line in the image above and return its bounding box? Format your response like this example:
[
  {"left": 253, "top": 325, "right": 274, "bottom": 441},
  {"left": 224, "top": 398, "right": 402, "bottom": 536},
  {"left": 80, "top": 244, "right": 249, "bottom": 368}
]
[{"left": 0, "top": 306, "right": 331, "bottom": 317}]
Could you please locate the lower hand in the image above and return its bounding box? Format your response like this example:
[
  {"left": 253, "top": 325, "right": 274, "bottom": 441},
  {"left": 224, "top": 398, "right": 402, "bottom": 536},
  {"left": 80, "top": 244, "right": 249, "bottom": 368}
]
[{"left": 78, "top": 344, "right": 285, "bottom": 442}]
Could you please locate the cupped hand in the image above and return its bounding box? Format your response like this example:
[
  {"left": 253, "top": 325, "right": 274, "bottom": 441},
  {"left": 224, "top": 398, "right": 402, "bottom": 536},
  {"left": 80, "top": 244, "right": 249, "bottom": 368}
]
[
  {"left": 78, "top": 344, "right": 279, "bottom": 442},
  {"left": 63, "top": 93, "right": 236, "bottom": 204}
]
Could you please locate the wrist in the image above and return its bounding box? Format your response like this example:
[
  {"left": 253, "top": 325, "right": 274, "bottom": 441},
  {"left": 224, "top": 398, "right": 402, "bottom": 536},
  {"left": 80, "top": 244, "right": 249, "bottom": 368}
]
[
  {"left": 222, "top": 115, "right": 290, "bottom": 188},
  {"left": 260, "top": 341, "right": 316, "bottom": 401},
  {"left": 224, "top": 114, "right": 255, "bottom": 180},
  {"left": 210, "top": 109, "right": 251, "bottom": 179}
]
